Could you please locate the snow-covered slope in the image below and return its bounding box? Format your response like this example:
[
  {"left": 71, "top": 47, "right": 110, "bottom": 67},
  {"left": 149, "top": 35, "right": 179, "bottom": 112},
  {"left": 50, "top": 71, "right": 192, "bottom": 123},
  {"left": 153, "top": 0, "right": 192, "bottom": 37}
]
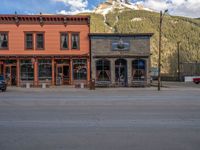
[{"left": 94, "top": 0, "right": 153, "bottom": 15}]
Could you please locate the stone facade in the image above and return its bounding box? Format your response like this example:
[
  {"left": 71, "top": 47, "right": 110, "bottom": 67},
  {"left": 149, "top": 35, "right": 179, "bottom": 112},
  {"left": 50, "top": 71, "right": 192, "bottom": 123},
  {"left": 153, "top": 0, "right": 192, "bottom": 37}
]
[{"left": 89, "top": 33, "right": 153, "bottom": 87}]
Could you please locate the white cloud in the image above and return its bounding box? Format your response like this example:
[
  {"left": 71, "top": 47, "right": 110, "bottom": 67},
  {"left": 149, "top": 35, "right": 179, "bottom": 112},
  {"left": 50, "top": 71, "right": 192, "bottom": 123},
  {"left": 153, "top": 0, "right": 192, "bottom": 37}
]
[
  {"left": 135, "top": 0, "right": 200, "bottom": 18},
  {"left": 53, "top": 0, "right": 90, "bottom": 14}
]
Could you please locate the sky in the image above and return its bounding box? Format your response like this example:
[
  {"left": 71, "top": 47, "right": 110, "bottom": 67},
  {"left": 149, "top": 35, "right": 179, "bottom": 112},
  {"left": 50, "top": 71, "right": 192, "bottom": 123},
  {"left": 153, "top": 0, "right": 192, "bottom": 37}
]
[{"left": 0, "top": 0, "right": 199, "bottom": 18}]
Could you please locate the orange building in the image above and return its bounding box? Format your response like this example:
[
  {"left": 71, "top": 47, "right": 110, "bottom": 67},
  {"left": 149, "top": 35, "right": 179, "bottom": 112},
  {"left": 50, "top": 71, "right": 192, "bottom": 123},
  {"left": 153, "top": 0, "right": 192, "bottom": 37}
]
[{"left": 0, "top": 14, "right": 90, "bottom": 87}]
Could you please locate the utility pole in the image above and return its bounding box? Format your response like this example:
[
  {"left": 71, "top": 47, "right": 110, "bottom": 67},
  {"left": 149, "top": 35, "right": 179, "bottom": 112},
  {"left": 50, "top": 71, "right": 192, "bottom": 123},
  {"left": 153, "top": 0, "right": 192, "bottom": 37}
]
[
  {"left": 158, "top": 10, "right": 168, "bottom": 91},
  {"left": 158, "top": 11, "right": 162, "bottom": 91},
  {"left": 177, "top": 41, "right": 181, "bottom": 81}
]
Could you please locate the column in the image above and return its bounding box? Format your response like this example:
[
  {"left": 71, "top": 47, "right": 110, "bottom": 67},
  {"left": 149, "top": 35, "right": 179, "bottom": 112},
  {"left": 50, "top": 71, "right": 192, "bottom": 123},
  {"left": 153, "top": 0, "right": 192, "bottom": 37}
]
[
  {"left": 16, "top": 58, "right": 20, "bottom": 87},
  {"left": 127, "top": 58, "right": 132, "bottom": 87},
  {"left": 146, "top": 58, "right": 150, "bottom": 86},
  {"left": 110, "top": 59, "right": 115, "bottom": 86},
  {"left": 70, "top": 58, "right": 73, "bottom": 85},
  {"left": 51, "top": 58, "right": 55, "bottom": 86},
  {"left": 0, "top": 64, "right": 2, "bottom": 74},
  {"left": 87, "top": 58, "right": 90, "bottom": 83},
  {"left": 91, "top": 58, "right": 95, "bottom": 80},
  {"left": 34, "top": 58, "right": 38, "bottom": 87}
]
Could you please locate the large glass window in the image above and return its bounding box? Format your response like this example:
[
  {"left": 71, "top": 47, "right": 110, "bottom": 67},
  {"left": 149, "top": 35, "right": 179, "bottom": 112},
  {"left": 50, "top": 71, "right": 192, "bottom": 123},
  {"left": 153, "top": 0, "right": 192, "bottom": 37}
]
[
  {"left": 96, "top": 59, "right": 111, "bottom": 81},
  {"left": 38, "top": 59, "right": 52, "bottom": 80},
  {"left": 25, "top": 33, "right": 33, "bottom": 49},
  {"left": 132, "top": 59, "right": 146, "bottom": 81},
  {"left": 60, "top": 33, "right": 68, "bottom": 49},
  {"left": 36, "top": 33, "right": 44, "bottom": 49},
  {"left": 0, "top": 32, "right": 8, "bottom": 49},
  {"left": 20, "top": 60, "right": 34, "bottom": 81},
  {"left": 71, "top": 33, "right": 79, "bottom": 49},
  {"left": 73, "top": 59, "right": 87, "bottom": 80}
]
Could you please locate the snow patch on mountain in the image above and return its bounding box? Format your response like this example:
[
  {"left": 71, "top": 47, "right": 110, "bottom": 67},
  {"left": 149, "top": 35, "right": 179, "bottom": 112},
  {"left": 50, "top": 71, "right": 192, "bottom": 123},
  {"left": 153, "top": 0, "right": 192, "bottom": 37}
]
[
  {"left": 94, "top": 0, "right": 153, "bottom": 16},
  {"left": 131, "top": 17, "right": 143, "bottom": 22}
]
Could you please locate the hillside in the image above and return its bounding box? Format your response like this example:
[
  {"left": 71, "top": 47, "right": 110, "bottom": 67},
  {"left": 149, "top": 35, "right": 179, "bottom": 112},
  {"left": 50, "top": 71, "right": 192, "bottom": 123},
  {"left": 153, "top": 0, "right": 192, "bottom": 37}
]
[{"left": 83, "top": 8, "right": 200, "bottom": 75}]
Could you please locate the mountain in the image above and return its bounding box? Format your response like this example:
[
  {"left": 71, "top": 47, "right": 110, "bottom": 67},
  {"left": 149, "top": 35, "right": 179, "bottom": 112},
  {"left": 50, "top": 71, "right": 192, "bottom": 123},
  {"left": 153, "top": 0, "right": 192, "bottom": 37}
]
[
  {"left": 94, "top": 0, "right": 152, "bottom": 16},
  {"left": 81, "top": 0, "right": 200, "bottom": 75}
]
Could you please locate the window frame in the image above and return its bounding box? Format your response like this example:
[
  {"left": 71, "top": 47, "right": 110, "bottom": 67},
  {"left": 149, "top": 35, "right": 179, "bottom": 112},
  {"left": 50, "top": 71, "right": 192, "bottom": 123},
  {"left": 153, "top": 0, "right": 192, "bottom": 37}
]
[
  {"left": 60, "top": 32, "right": 69, "bottom": 50},
  {"left": 20, "top": 59, "right": 34, "bottom": 81},
  {"left": 73, "top": 59, "right": 87, "bottom": 80},
  {"left": 24, "top": 32, "right": 34, "bottom": 50},
  {"left": 38, "top": 59, "right": 52, "bottom": 81},
  {"left": 0, "top": 32, "right": 9, "bottom": 50},
  {"left": 71, "top": 32, "right": 80, "bottom": 50},
  {"left": 132, "top": 59, "right": 146, "bottom": 81},
  {"left": 96, "top": 59, "right": 111, "bottom": 82},
  {"left": 35, "top": 32, "right": 45, "bottom": 50}
]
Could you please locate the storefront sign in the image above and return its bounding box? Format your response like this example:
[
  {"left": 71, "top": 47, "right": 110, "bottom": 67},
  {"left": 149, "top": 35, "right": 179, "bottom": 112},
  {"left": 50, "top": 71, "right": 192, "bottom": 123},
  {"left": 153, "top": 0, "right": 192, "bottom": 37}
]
[{"left": 112, "top": 39, "right": 130, "bottom": 51}]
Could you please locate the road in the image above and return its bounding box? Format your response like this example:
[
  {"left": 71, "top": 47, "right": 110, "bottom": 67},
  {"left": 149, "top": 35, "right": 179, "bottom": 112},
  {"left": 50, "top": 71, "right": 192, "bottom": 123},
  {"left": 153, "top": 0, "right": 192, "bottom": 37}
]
[{"left": 0, "top": 87, "right": 200, "bottom": 150}]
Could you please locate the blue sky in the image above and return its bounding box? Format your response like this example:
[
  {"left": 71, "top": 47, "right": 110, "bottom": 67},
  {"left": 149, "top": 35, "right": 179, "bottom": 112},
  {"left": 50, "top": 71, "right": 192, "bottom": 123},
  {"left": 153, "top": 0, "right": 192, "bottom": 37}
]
[
  {"left": 0, "top": 0, "right": 100, "bottom": 14},
  {"left": 0, "top": 0, "right": 199, "bottom": 18}
]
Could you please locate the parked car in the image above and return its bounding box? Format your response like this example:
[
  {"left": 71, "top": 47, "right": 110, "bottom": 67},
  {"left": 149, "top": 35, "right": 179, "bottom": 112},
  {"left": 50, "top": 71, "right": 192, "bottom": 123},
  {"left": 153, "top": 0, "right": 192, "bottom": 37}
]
[
  {"left": 0, "top": 75, "right": 7, "bottom": 92},
  {"left": 193, "top": 78, "right": 200, "bottom": 84}
]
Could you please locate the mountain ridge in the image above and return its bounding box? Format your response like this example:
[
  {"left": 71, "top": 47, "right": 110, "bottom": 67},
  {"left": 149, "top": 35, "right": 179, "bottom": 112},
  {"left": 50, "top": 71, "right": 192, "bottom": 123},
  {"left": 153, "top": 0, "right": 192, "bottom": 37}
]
[{"left": 94, "top": 0, "right": 153, "bottom": 16}]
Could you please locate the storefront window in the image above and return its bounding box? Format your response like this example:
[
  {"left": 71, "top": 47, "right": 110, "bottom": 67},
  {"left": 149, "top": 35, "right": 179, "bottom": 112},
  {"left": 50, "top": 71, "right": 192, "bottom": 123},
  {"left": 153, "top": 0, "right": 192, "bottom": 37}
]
[
  {"left": 132, "top": 59, "right": 146, "bottom": 81},
  {"left": 38, "top": 59, "right": 52, "bottom": 80},
  {"left": 73, "top": 59, "right": 87, "bottom": 80},
  {"left": 96, "top": 59, "right": 111, "bottom": 81},
  {"left": 20, "top": 60, "right": 34, "bottom": 81}
]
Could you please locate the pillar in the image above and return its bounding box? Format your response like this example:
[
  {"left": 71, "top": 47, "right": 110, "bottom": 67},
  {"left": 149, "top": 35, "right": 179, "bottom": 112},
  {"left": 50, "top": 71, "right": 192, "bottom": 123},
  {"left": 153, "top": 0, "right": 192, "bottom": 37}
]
[
  {"left": 127, "top": 58, "right": 132, "bottom": 87},
  {"left": 0, "top": 64, "right": 2, "bottom": 74},
  {"left": 91, "top": 58, "right": 96, "bottom": 80},
  {"left": 87, "top": 58, "right": 90, "bottom": 83},
  {"left": 70, "top": 58, "right": 73, "bottom": 85},
  {"left": 16, "top": 58, "right": 20, "bottom": 87},
  {"left": 110, "top": 59, "right": 115, "bottom": 86},
  {"left": 146, "top": 58, "right": 150, "bottom": 85},
  {"left": 52, "top": 58, "right": 55, "bottom": 86},
  {"left": 34, "top": 58, "right": 38, "bottom": 87}
]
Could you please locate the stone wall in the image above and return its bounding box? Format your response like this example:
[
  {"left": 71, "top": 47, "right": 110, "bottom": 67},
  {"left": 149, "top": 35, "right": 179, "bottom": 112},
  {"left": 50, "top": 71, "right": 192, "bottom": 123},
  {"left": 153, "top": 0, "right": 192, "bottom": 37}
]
[{"left": 90, "top": 34, "right": 152, "bottom": 87}]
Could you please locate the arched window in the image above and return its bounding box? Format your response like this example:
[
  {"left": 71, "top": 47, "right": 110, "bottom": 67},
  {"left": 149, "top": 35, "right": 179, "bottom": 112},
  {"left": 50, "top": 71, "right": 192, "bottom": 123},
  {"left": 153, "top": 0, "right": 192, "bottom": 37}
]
[
  {"left": 132, "top": 59, "right": 146, "bottom": 81},
  {"left": 96, "top": 59, "right": 111, "bottom": 81}
]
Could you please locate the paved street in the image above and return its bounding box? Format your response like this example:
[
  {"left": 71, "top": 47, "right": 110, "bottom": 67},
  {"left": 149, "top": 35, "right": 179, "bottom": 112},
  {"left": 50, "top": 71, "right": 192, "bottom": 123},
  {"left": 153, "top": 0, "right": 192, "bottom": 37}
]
[{"left": 0, "top": 86, "right": 200, "bottom": 150}]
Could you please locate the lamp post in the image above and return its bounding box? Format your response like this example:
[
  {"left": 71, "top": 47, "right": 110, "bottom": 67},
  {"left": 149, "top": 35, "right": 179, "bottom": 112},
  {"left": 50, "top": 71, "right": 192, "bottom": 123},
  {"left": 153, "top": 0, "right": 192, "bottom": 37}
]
[
  {"left": 177, "top": 41, "right": 181, "bottom": 81},
  {"left": 158, "top": 10, "right": 168, "bottom": 91}
]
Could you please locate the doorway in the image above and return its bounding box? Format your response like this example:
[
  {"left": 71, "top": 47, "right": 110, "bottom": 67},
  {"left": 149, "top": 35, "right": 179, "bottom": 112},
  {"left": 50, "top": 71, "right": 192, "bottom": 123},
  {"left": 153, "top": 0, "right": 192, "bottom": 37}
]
[
  {"left": 56, "top": 65, "right": 70, "bottom": 85},
  {"left": 115, "top": 59, "right": 127, "bottom": 86},
  {"left": 5, "top": 65, "right": 17, "bottom": 86}
]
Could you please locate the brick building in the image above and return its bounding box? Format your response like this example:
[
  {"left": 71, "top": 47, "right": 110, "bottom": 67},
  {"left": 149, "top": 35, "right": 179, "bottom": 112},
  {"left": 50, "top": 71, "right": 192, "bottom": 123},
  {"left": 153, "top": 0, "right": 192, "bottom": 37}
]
[
  {"left": 89, "top": 33, "right": 153, "bottom": 87},
  {"left": 0, "top": 14, "right": 90, "bottom": 87}
]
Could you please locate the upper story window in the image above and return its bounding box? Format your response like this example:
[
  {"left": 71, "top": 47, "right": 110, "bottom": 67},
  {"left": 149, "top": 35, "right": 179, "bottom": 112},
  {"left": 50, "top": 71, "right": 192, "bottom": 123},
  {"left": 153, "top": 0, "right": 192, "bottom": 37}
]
[
  {"left": 25, "top": 33, "right": 33, "bottom": 50},
  {"left": 0, "top": 32, "right": 8, "bottom": 49},
  {"left": 60, "top": 33, "right": 68, "bottom": 50},
  {"left": 36, "top": 33, "right": 44, "bottom": 50},
  {"left": 71, "top": 33, "right": 79, "bottom": 50}
]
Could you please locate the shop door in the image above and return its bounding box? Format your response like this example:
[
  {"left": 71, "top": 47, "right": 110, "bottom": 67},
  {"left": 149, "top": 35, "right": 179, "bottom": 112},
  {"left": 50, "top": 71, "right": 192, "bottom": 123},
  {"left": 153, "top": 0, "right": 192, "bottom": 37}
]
[
  {"left": 115, "top": 59, "right": 127, "bottom": 86},
  {"left": 56, "top": 65, "right": 70, "bottom": 85},
  {"left": 5, "top": 65, "right": 17, "bottom": 86},
  {"left": 63, "top": 65, "right": 70, "bottom": 85}
]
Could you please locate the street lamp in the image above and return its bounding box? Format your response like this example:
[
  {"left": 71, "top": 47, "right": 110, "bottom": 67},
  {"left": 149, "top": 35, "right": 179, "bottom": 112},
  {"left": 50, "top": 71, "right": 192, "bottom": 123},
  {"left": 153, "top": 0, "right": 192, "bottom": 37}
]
[
  {"left": 177, "top": 41, "right": 181, "bottom": 81},
  {"left": 158, "top": 9, "right": 168, "bottom": 91}
]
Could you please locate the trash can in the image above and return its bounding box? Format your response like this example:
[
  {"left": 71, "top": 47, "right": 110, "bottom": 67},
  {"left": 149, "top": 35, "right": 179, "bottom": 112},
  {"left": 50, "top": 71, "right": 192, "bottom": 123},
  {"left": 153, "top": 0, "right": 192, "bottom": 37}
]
[
  {"left": 89, "top": 79, "right": 95, "bottom": 90},
  {"left": 26, "top": 83, "right": 30, "bottom": 89}
]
